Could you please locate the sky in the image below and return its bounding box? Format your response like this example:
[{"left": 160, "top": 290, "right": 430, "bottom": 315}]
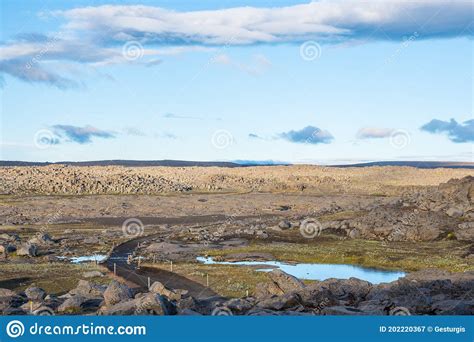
[{"left": 0, "top": 0, "right": 473, "bottom": 164}]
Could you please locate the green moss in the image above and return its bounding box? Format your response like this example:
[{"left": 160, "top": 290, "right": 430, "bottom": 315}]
[
  {"left": 0, "top": 262, "right": 109, "bottom": 295},
  {"left": 203, "top": 237, "right": 473, "bottom": 273},
  {"left": 446, "top": 232, "right": 457, "bottom": 240},
  {"left": 143, "top": 262, "right": 269, "bottom": 298}
]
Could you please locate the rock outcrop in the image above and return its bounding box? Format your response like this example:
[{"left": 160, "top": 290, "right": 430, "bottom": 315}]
[
  {"left": 103, "top": 281, "right": 133, "bottom": 306},
  {"left": 1, "top": 269, "right": 473, "bottom": 316}
]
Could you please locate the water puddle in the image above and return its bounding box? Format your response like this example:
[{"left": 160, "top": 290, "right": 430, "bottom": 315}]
[
  {"left": 197, "top": 256, "right": 405, "bottom": 284},
  {"left": 58, "top": 254, "right": 108, "bottom": 264}
]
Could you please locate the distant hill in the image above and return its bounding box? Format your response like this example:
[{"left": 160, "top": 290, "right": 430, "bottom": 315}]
[
  {"left": 0, "top": 160, "right": 241, "bottom": 167},
  {"left": 331, "top": 161, "right": 474, "bottom": 169},
  {"left": 0, "top": 160, "right": 472, "bottom": 169}
]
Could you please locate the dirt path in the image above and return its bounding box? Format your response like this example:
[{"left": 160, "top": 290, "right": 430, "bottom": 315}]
[
  {"left": 88, "top": 214, "right": 230, "bottom": 227},
  {"left": 106, "top": 234, "right": 217, "bottom": 298},
  {"left": 103, "top": 214, "right": 250, "bottom": 299}
]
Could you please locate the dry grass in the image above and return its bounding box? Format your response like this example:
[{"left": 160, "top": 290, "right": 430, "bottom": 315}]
[
  {"left": 203, "top": 237, "right": 474, "bottom": 273},
  {"left": 143, "top": 237, "right": 473, "bottom": 298},
  {"left": 0, "top": 262, "right": 108, "bottom": 295},
  {"left": 143, "top": 262, "right": 269, "bottom": 298}
]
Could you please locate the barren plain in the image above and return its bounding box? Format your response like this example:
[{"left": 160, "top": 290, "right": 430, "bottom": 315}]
[{"left": 0, "top": 165, "right": 473, "bottom": 316}]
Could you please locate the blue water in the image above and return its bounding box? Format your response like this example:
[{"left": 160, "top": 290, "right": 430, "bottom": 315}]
[
  {"left": 197, "top": 257, "right": 405, "bottom": 284},
  {"left": 58, "top": 254, "right": 108, "bottom": 264}
]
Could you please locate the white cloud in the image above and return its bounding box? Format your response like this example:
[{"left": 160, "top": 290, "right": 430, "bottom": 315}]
[
  {"left": 279, "top": 125, "right": 334, "bottom": 144},
  {"left": 356, "top": 127, "right": 395, "bottom": 139},
  {"left": 55, "top": 1, "right": 473, "bottom": 45},
  {"left": 1, "top": 1, "right": 471, "bottom": 87},
  {"left": 0, "top": 36, "right": 213, "bottom": 88},
  {"left": 123, "top": 127, "right": 146, "bottom": 137},
  {"left": 212, "top": 54, "right": 232, "bottom": 65}
]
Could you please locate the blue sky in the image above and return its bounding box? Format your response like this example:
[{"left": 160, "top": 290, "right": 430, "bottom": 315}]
[{"left": 0, "top": 0, "right": 472, "bottom": 163}]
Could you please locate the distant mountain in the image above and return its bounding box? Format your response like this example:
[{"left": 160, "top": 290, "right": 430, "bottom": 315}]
[
  {"left": 331, "top": 161, "right": 474, "bottom": 169},
  {"left": 232, "top": 160, "right": 290, "bottom": 166},
  {"left": 0, "top": 160, "right": 472, "bottom": 169},
  {"left": 0, "top": 160, "right": 241, "bottom": 167}
]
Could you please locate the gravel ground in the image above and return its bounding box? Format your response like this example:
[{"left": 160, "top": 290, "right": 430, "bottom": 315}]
[{"left": 1, "top": 165, "right": 473, "bottom": 196}]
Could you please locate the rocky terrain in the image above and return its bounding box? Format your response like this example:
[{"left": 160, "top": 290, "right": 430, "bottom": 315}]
[
  {"left": 1, "top": 165, "right": 473, "bottom": 196},
  {"left": 323, "top": 176, "right": 474, "bottom": 242},
  {"left": 1, "top": 269, "right": 472, "bottom": 316},
  {"left": 0, "top": 165, "right": 473, "bottom": 315}
]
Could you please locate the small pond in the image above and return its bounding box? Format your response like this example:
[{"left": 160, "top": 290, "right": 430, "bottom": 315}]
[
  {"left": 197, "top": 256, "right": 405, "bottom": 284},
  {"left": 58, "top": 254, "right": 108, "bottom": 264}
]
